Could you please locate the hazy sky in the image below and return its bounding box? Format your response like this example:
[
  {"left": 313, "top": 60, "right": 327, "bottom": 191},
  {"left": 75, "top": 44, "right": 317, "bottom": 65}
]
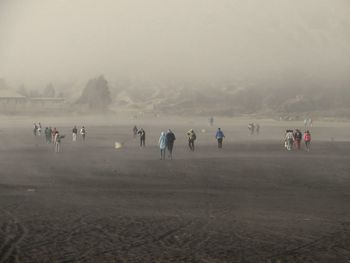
[{"left": 0, "top": 0, "right": 350, "bottom": 87}]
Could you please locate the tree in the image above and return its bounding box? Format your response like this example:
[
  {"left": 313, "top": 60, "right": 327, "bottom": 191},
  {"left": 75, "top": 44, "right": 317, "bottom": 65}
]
[
  {"left": 78, "top": 75, "right": 112, "bottom": 110},
  {"left": 43, "top": 83, "right": 55, "bottom": 97}
]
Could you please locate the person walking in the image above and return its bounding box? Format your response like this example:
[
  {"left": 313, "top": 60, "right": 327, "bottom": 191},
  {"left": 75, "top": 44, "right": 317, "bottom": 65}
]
[
  {"left": 158, "top": 132, "right": 167, "bottom": 160},
  {"left": 285, "top": 130, "right": 294, "bottom": 151},
  {"left": 304, "top": 130, "right": 311, "bottom": 152},
  {"left": 166, "top": 129, "right": 176, "bottom": 159},
  {"left": 72, "top": 126, "right": 78, "bottom": 142},
  {"left": 256, "top": 123, "right": 260, "bottom": 135},
  {"left": 133, "top": 126, "right": 138, "bottom": 138},
  {"left": 209, "top": 116, "right": 214, "bottom": 126},
  {"left": 37, "top": 123, "right": 42, "bottom": 136},
  {"left": 187, "top": 129, "right": 197, "bottom": 151},
  {"left": 215, "top": 128, "right": 225, "bottom": 148},
  {"left": 44, "top": 127, "right": 50, "bottom": 143},
  {"left": 51, "top": 127, "right": 57, "bottom": 143},
  {"left": 80, "top": 126, "right": 86, "bottom": 142},
  {"left": 48, "top": 127, "right": 52, "bottom": 143},
  {"left": 304, "top": 118, "right": 308, "bottom": 129},
  {"left": 138, "top": 128, "right": 146, "bottom": 147},
  {"left": 54, "top": 131, "right": 62, "bottom": 153},
  {"left": 293, "top": 128, "right": 302, "bottom": 150},
  {"left": 33, "top": 123, "right": 38, "bottom": 136},
  {"left": 248, "top": 123, "right": 255, "bottom": 135}
]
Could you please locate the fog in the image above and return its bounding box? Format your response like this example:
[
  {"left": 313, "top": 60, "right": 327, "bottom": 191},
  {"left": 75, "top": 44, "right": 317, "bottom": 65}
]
[{"left": 1, "top": 0, "right": 350, "bottom": 87}]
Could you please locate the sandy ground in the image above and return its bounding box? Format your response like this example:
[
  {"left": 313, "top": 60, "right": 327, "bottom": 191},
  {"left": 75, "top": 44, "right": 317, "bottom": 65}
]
[{"left": 0, "top": 117, "right": 350, "bottom": 262}]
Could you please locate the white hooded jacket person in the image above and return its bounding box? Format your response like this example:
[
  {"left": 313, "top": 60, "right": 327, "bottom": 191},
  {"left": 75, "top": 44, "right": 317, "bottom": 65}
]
[
  {"left": 285, "top": 130, "right": 294, "bottom": 151},
  {"left": 158, "top": 132, "right": 167, "bottom": 160}
]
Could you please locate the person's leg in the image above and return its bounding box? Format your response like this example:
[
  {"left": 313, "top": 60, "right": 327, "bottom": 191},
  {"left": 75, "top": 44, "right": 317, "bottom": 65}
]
[
  {"left": 192, "top": 141, "right": 195, "bottom": 151},
  {"left": 169, "top": 144, "right": 173, "bottom": 159}
]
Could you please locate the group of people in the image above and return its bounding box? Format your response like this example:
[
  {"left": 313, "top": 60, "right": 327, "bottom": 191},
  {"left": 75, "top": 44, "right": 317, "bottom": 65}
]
[
  {"left": 33, "top": 123, "right": 87, "bottom": 153},
  {"left": 248, "top": 123, "right": 260, "bottom": 135},
  {"left": 34, "top": 121, "right": 314, "bottom": 156},
  {"left": 133, "top": 126, "right": 226, "bottom": 160},
  {"left": 33, "top": 123, "right": 42, "bottom": 136},
  {"left": 72, "top": 126, "right": 86, "bottom": 142},
  {"left": 42, "top": 126, "right": 64, "bottom": 153},
  {"left": 158, "top": 130, "right": 176, "bottom": 160},
  {"left": 161, "top": 128, "right": 225, "bottom": 159},
  {"left": 304, "top": 118, "right": 313, "bottom": 129},
  {"left": 285, "top": 129, "right": 311, "bottom": 151}
]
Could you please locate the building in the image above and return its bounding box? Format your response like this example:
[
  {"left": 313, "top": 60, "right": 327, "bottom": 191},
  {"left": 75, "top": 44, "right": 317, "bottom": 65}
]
[{"left": 0, "top": 88, "right": 27, "bottom": 112}]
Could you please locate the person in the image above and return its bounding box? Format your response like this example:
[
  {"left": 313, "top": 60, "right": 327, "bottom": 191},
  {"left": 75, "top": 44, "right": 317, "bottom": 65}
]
[
  {"left": 133, "top": 126, "right": 138, "bottom": 138},
  {"left": 54, "top": 131, "right": 62, "bottom": 153},
  {"left": 37, "top": 123, "right": 42, "bottom": 136},
  {"left": 80, "top": 126, "right": 86, "bottom": 141},
  {"left": 48, "top": 127, "right": 52, "bottom": 143},
  {"left": 215, "top": 128, "right": 225, "bottom": 148},
  {"left": 248, "top": 123, "right": 255, "bottom": 135},
  {"left": 284, "top": 130, "right": 294, "bottom": 151},
  {"left": 44, "top": 127, "right": 50, "bottom": 143},
  {"left": 158, "top": 132, "right": 167, "bottom": 160},
  {"left": 304, "top": 130, "right": 311, "bottom": 151},
  {"left": 33, "top": 123, "right": 38, "bottom": 136},
  {"left": 137, "top": 128, "right": 146, "bottom": 147},
  {"left": 309, "top": 118, "right": 313, "bottom": 128},
  {"left": 256, "top": 123, "right": 260, "bottom": 135},
  {"left": 72, "top": 126, "right": 78, "bottom": 142},
  {"left": 166, "top": 129, "right": 176, "bottom": 159},
  {"left": 209, "top": 116, "right": 214, "bottom": 126},
  {"left": 51, "top": 127, "right": 57, "bottom": 143},
  {"left": 293, "top": 128, "right": 302, "bottom": 150},
  {"left": 304, "top": 118, "right": 308, "bottom": 129},
  {"left": 187, "top": 129, "right": 196, "bottom": 151}
]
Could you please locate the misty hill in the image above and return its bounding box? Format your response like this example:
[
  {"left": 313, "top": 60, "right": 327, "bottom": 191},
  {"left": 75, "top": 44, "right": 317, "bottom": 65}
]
[{"left": 112, "top": 80, "right": 350, "bottom": 118}]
